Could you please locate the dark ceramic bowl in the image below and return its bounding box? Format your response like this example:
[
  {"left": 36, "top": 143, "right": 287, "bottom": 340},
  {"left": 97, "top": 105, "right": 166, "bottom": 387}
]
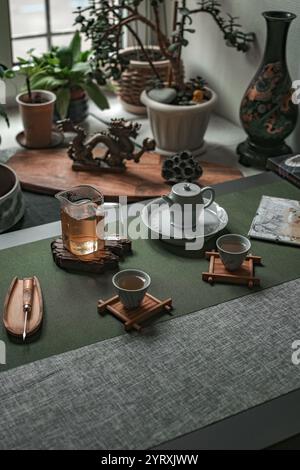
[{"left": 0, "top": 164, "right": 25, "bottom": 233}]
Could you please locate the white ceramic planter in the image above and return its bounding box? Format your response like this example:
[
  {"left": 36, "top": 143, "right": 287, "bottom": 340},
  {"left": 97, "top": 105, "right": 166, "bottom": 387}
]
[{"left": 141, "top": 88, "right": 218, "bottom": 157}]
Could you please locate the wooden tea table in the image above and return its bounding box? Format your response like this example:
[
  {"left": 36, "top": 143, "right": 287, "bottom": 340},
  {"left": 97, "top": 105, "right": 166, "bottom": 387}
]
[{"left": 0, "top": 173, "right": 300, "bottom": 450}]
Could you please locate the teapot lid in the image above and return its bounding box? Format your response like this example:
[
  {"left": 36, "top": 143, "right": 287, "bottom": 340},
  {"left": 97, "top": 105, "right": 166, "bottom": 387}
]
[{"left": 172, "top": 182, "right": 201, "bottom": 198}]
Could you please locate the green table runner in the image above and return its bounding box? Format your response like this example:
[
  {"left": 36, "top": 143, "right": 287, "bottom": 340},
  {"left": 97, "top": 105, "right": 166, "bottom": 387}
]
[{"left": 0, "top": 179, "right": 299, "bottom": 372}]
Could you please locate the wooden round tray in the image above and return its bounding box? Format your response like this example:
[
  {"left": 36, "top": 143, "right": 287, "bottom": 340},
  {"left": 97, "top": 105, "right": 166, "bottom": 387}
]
[{"left": 7, "top": 148, "right": 243, "bottom": 202}]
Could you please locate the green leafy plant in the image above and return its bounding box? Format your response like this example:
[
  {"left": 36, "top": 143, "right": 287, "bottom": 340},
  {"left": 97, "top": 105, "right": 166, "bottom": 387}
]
[
  {"left": 75, "top": 0, "right": 254, "bottom": 104},
  {"left": 5, "top": 32, "right": 109, "bottom": 118}
]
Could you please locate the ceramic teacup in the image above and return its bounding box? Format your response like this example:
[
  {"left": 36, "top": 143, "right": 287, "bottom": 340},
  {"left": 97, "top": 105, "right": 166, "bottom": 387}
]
[
  {"left": 217, "top": 234, "right": 251, "bottom": 272},
  {"left": 112, "top": 269, "right": 151, "bottom": 310}
]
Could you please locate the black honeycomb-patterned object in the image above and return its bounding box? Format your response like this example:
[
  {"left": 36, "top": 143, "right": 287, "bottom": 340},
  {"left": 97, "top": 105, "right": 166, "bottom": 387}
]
[{"left": 162, "top": 151, "right": 203, "bottom": 183}]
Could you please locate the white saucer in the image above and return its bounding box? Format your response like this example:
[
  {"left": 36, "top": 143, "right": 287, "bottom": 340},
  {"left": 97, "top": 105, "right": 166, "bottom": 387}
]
[{"left": 141, "top": 197, "right": 228, "bottom": 247}]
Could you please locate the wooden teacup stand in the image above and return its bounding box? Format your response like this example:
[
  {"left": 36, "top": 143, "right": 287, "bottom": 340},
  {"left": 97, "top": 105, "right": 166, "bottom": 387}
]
[
  {"left": 203, "top": 251, "right": 263, "bottom": 289},
  {"left": 51, "top": 238, "right": 132, "bottom": 274},
  {"left": 98, "top": 294, "right": 173, "bottom": 332}
]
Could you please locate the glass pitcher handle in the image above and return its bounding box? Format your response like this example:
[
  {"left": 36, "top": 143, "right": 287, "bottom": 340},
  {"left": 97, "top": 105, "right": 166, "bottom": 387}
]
[
  {"left": 103, "top": 202, "right": 125, "bottom": 240},
  {"left": 201, "top": 187, "right": 215, "bottom": 209}
]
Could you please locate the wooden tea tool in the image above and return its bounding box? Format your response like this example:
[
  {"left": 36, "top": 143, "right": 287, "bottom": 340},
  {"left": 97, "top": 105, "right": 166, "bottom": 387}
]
[
  {"left": 3, "top": 277, "right": 43, "bottom": 339},
  {"left": 23, "top": 278, "right": 34, "bottom": 341}
]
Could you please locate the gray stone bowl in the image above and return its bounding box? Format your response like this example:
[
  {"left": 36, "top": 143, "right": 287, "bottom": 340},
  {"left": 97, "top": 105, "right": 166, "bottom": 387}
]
[{"left": 0, "top": 163, "right": 25, "bottom": 233}]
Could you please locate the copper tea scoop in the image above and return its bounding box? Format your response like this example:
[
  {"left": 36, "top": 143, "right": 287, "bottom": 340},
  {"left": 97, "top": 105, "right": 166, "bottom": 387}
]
[{"left": 22, "top": 278, "right": 34, "bottom": 342}]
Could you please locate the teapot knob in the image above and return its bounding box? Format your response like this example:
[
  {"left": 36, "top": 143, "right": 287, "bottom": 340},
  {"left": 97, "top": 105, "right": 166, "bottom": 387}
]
[{"left": 184, "top": 183, "right": 191, "bottom": 191}]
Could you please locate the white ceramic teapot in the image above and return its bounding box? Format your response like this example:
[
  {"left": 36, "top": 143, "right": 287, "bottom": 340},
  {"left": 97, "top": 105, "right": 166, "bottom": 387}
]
[{"left": 162, "top": 182, "right": 215, "bottom": 229}]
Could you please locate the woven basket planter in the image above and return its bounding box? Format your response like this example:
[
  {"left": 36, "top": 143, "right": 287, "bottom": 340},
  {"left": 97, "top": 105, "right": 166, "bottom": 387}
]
[{"left": 118, "top": 46, "right": 183, "bottom": 115}]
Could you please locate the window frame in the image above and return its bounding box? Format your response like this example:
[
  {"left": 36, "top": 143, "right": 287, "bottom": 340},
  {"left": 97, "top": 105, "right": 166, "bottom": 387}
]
[
  {"left": 7, "top": 0, "right": 83, "bottom": 64},
  {"left": 0, "top": 0, "right": 13, "bottom": 67}
]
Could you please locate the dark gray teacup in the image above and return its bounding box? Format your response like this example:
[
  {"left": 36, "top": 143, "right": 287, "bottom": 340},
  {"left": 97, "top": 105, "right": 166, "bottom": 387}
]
[
  {"left": 217, "top": 234, "right": 251, "bottom": 272},
  {"left": 112, "top": 269, "right": 151, "bottom": 309}
]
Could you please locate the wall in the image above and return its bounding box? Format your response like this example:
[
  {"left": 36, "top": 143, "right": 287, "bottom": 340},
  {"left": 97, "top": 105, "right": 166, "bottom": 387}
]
[{"left": 177, "top": 0, "right": 300, "bottom": 150}]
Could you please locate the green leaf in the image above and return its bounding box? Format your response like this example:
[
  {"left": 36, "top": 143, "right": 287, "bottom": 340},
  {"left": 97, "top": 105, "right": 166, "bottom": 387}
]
[
  {"left": 79, "top": 50, "right": 91, "bottom": 62},
  {"left": 55, "top": 88, "right": 71, "bottom": 119},
  {"left": 30, "top": 76, "right": 68, "bottom": 90},
  {"left": 69, "top": 31, "right": 82, "bottom": 63},
  {"left": 71, "top": 62, "right": 91, "bottom": 75},
  {"left": 0, "top": 64, "right": 7, "bottom": 78},
  {"left": 179, "top": 7, "right": 191, "bottom": 16},
  {"left": 81, "top": 81, "right": 109, "bottom": 110},
  {"left": 168, "top": 43, "right": 181, "bottom": 53},
  {"left": 4, "top": 69, "right": 15, "bottom": 79},
  {"left": 57, "top": 47, "right": 73, "bottom": 69},
  {"left": 0, "top": 104, "right": 9, "bottom": 127}
]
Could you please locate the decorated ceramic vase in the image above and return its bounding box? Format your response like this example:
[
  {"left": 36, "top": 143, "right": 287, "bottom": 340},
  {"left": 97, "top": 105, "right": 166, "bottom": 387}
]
[{"left": 237, "top": 11, "right": 298, "bottom": 169}]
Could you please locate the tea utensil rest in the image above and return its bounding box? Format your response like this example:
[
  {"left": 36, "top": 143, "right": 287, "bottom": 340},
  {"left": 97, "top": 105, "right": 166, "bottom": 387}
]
[
  {"left": 202, "top": 251, "right": 263, "bottom": 289},
  {"left": 98, "top": 294, "right": 173, "bottom": 332}
]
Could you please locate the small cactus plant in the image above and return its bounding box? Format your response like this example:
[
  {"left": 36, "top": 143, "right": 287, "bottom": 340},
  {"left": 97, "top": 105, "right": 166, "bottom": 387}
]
[{"left": 162, "top": 151, "right": 203, "bottom": 183}]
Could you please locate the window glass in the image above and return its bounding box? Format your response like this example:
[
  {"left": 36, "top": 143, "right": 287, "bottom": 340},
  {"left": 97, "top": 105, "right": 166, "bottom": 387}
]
[
  {"left": 52, "top": 34, "right": 91, "bottom": 51},
  {"left": 10, "top": 0, "right": 47, "bottom": 37},
  {"left": 50, "top": 0, "right": 89, "bottom": 33},
  {"left": 12, "top": 37, "right": 48, "bottom": 62}
]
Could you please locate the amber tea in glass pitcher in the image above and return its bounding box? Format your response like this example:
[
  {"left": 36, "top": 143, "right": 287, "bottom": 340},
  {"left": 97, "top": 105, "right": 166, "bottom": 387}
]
[{"left": 56, "top": 186, "right": 106, "bottom": 257}]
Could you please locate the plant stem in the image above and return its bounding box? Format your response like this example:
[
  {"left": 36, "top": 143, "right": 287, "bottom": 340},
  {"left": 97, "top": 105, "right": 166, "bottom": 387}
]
[
  {"left": 26, "top": 75, "right": 33, "bottom": 103},
  {"left": 124, "top": 23, "right": 161, "bottom": 80},
  {"left": 168, "top": 0, "right": 178, "bottom": 87}
]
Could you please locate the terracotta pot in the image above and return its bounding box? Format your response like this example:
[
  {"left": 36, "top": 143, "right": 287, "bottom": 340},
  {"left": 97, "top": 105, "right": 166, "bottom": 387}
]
[
  {"left": 16, "top": 90, "right": 56, "bottom": 149},
  {"left": 141, "top": 88, "right": 218, "bottom": 157},
  {"left": 0, "top": 163, "right": 25, "bottom": 233}
]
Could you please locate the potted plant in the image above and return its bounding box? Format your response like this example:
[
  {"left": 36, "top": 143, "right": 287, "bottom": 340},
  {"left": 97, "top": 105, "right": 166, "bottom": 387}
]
[
  {"left": 75, "top": 0, "right": 254, "bottom": 156},
  {"left": 111, "top": 2, "right": 174, "bottom": 114},
  {"left": 117, "top": 45, "right": 181, "bottom": 115},
  {"left": 3, "top": 59, "right": 57, "bottom": 148},
  {"left": 6, "top": 32, "right": 109, "bottom": 124}
]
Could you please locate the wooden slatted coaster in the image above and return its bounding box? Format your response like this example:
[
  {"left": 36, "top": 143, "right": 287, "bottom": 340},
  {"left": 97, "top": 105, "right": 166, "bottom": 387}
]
[
  {"left": 98, "top": 294, "right": 173, "bottom": 331},
  {"left": 51, "top": 238, "right": 132, "bottom": 274},
  {"left": 202, "top": 251, "right": 262, "bottom": 289}
]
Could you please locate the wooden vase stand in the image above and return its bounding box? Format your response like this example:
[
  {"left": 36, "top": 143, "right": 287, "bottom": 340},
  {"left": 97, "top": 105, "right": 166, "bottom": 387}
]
[
  {"left": 202, "top": 251, "right": 262, "bottom": 288},
  {"left": 98, "top": 294, "right": 173, "bottom": 331},
  {"left": 51, "top": 238, "right": 132, "bottom": 274}
]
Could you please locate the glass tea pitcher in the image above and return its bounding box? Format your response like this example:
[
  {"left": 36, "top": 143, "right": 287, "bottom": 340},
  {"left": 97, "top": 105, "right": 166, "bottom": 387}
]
[{"left": 56, "top": 185, "right": 121, "bottom": 257}]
